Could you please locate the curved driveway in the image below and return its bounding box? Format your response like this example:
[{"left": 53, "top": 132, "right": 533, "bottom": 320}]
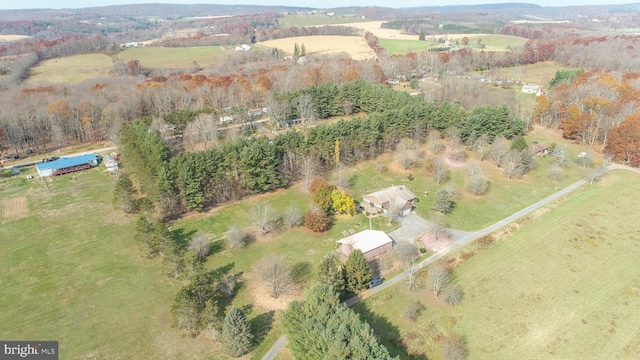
[{"left": 261, "top": 166, "right": 637, "bottom": 360}]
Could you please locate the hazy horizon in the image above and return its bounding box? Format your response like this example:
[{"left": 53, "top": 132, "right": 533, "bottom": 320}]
[{"left": 1, "top": 0, "right": 636, "bottom": 10}]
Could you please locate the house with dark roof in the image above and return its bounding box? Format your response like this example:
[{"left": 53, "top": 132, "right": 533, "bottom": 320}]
[{"left": 362, "top": 186, "right": 417, "bottom": 217}]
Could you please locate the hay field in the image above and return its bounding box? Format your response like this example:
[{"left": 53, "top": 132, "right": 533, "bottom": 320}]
[
  {"left": 258, "top": 35, "right": 376, "bottom": 60},
  {"left": 356, "top": 170, "right": 640, "bottom": 359},
  {"left": 281, "top": 13, "right": 368, "bottom": 27},
  {"left": 477, "top": 61, "right": 573, "bottom": 86},
  {"left": 27, "top": 53, "right": 112, "bottom": 84},
  {"left": 118, "top": 46, "right": 223, "bottom": 68},
  {"left": 0, "top": 34, "right": 31, "bottom": 42}
]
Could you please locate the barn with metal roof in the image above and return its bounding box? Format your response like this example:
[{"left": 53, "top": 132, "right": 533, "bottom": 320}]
[{"left": 35, "top": 154, "right": 99, "bottom": 177}]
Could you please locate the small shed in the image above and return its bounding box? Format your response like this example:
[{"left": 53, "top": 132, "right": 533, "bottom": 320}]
[
  {"left": 336, "top": 229, "right": 393, "bottom": 261},
  {"left": 103, "top": 155, "right": 119, "bottom": 173}
]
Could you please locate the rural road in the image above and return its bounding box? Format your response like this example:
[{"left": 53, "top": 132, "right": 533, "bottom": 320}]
[{"left": 260, "top": 165, "right": 640, "bottom": 360}]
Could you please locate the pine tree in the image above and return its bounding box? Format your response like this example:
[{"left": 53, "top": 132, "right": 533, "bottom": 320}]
[
  {"left": 318, "top": 255, "right": 345, "bottom": 295},
  {"left": 300, "top": 42, "right": 306, "bottom": 56},
  {"left": 433, "top": 189, "right": 454, "bottom": 214},
  {"left": 293, "top": 43, "right": 300, "bottom": 58},
  {"left": 520, "top": 149, "right": 533, "bottom": 174},
  {"left": 345, "top": 250, "right": 373, "bottom": 292},
  {"left": 419, "top": 29, "right": 426, "bottom": 41},
  {"left": 113, "top": 174, "right": 139, "bottom": 213},
  {"left": 511, "top": 135, "right": 527, "bottom": 151},
  {"left": 222, "top": 306, "right": 253, "bottom": 357}
]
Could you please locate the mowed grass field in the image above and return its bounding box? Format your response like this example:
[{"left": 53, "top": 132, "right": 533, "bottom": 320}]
[
  {"left": 27, "top": 54, "right": 112, "bottom": 84},
  {"left": 477, "top": 61, "right": 574, "bottom": 87},
  {"left": 257, "top": 36, "right": 376, "bottom": 60},
  {"left": 355, "top": 170, "right": 640, "bottom": 359},
  {"left": 118, "top": 46, "right": 224, "bottom": 68},
  {"left": 0, "top": 168, "right": 219, "bottom": 359},
  {"left": 380, "top": 34, "right": 528, "bottom": 55}
]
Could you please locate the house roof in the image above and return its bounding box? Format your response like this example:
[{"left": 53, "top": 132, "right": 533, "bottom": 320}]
[
  {"left": 336, "top": 230, "right": 393, "bottom": 254},
  {"left": 527, "top": 142, "right": 549, "bottom": 154},
  {"left": 364, "top": 186, "right": 417, "bottom": 207},
  {"left": 36, "top": 154, "right": 98, "bottom": 172}
]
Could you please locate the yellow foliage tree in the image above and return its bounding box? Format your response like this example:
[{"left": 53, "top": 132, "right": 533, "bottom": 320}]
[{"left": 331, "top": 189, "right": 356, "bottom": 215}]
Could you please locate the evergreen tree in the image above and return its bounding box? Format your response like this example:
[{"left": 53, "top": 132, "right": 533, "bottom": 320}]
[
  {"left": 293, "top": 43, "right": 300, "bottom": 58},
  {"left": 318, "top": 255, "right": 346, "bottom": 295},
  {"left": 134, "top": 214, "right": 157, "bottom": 257},
  {"left": 419, "top": 29, "right": 426, "bottom": 41},
  {"left": 113, "top": 174, "right": 139, "bottom": 213},
  {"left": 511, "top": 135, "right": 527, "bottom": 151},
  {"left": 520, "top": 149, "right": 533, "bottom": 174},
  {"left": 345, "top": 250, "right": 373, "bottom": 292},
  {"left": 282, "top": 284, "right": 397, "bottom": 360},
  {"left": 300, "top": 43, "right": 306, "bottom": 56},
  {"left": 433, "top": 189, "right": 454, "bottom": 214},
  {"left": 222, "top": 306, "right": 253, "bottom": 357}
]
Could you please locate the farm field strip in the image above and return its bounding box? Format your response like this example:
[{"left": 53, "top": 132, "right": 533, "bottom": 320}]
[{"left": 257, "top": 35, "right": 376, "bottom": 60}]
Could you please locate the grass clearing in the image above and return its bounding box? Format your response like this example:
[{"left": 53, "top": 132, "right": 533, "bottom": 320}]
[
  {"left": 0, "top": 34, "right": 31, "bottom": 42},
  {"left": 0, "top": 167, "right": 225, "bottom": 359},
  {"left": 27, "top": 54, "right": 112, "bottom": 84},
  {"left": 476, "top": 61, "right": 575, "bottom": 86},
  {"left": 380, "top": 34, "right": 527, "bottom": 55},
  {"left": 355, "top": 170, "right": 640, "bottom": 359},
  {"left": 118, "top": 46, "right": 224, "bottom": 68},
  {"left": 257, "top": 35, "right": 376, "bottom": 60},
  {"left": 380, "top": 39, "right": 437, "bottom": 55}
]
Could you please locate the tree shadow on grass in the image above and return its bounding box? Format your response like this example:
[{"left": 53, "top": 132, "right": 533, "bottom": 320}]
[
  {"left": 208, "top": 239, "right": 225, "bottom": 257},
  {"left": 292, "top": 261, "right": 312, "bottom": 283},
  {"left": 170, "top": 227, "right": 197, "bottom": 251},
  {"left": 352, "top": 302, "right": 427, "bottom": 360},
  {"left": 250, "top": 310, "right": 276, "bottom": 347}
]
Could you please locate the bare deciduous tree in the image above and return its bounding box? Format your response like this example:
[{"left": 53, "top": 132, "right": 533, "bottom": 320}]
[
  {"left": 188, "top": 234, "right": 211, "bottom": 261},
  {"left": 429, "top": 217, "right": 450, "bottom": 242},
  {"left": 428, "top": 130, "right": 444, "bottom": 155},
  {"left": 394, "top": 138, "right": 422, "bottom": 170},
  {"left": 472, "top": 134, "right": 491, "bottom": 161},
  {"left": 296, "top": 93, "right": 317, "bottom": 124},
  {"left": 282, "top": 206, "right": 303, "bottom": 228},
  {"left": 251, "top": 201, "right": 280, "bottom": 235},
  {"left": 491, "top": 135, "right": 510, "bottom": 168},
  {"left": 254, "top": 254, "right": 294, "bottom": 299},
  {"left": 442, "top": 336, "right": 466, "bottom": 360},
  {"left": 394, "top": 242, "right": 420, "bottom": 290},
  {"left": 464, "top": 161, "right": 487, "bottom": 195},
  {"left": 429, "top": 262, "right": 450, "bottom": 298},
  {"left": 300, "top": 153, "right": 319, "bottom": 191},
  {"left": 503, "top": 150, "right": 523, "bottom": 179},
  {"left": 430, "top": 157, "right": 450, "bottom": 185},
  {"left": 547, "top": 164, "right": 563, "bottom": 181},
  {"left": 443, "top": 285, "right": 463, "bottom": 305},
  {"left": 226, "top": 225, "right": 247, "bottom": 248}
]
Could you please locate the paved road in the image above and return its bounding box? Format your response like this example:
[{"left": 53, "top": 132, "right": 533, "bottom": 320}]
[{"left": 259, "top": 171, "right": 613, "bottom": 360}]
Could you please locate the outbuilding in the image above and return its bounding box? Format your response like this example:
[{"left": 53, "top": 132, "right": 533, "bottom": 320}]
[
  {"left": 35, "top": 154, "right": 99, "bottom": 177},
  {"left": 336, "top": 229, "right": 394, "bottom": 261}
]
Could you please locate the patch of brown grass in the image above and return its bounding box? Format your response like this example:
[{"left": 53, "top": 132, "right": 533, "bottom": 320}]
[{"left": 2, "top": 196, "right": 28, "bottom": 219}]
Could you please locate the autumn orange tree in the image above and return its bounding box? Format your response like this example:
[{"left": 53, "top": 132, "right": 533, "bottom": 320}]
[{"left": 605, "top": 113, "right": 640, "bottom": 164}]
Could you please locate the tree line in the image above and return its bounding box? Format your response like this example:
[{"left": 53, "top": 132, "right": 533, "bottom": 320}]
[{"left": 117, "top": 80, "right": 522, "bottom": 216}]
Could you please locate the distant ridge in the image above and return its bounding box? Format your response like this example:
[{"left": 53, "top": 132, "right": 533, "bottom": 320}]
[{"left": 401, "top": 3, "right": 541, "bottom": 11}]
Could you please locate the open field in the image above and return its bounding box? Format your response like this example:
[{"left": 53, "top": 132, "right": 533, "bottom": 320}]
[
  {"left": 0, "top": 34, "right": 31, "bottom": 42},
  {"left": 27, "top": 54, "right": 112, "bottom": 84},
  {"left": 257, "top": 35, "right": 376, "bottom": 60},
  {"left": 117, "top": 46, "right": 224, "bottom": 68},
  {"left": 476, "top": 61, "right": 573, "bottom": 87},
  {"left": 0, "top": 168, "right": 226, "bottom": 359},
  {"left": 379, "top": 39, "right": 437, "bottom": 55},
  {"left": 280, "top": 13, "right": 368, "bottom": 27},
  {"left": 354, "top": 170, "right": 640, "bottom": 359},
  {"left": 2, "top": 196, "right": 27, "bottom": 218}
]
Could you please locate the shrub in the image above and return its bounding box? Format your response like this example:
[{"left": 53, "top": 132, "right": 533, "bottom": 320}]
[
  {"left": 304, "top": 207, "right": 330, "bottom": 232},
  {"left": 402, "top": 301, "right": 424, "bottom": 322},
  {"left": 443, "top": 285, "right": 463, "bottom": 305},
  {"left": 226, "top": 225, "right": 247, "bottom": 248}
]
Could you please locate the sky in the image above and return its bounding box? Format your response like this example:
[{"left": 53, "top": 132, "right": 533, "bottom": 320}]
[{"left": 0, "top": 0, "right": 635, "bottom": 10}]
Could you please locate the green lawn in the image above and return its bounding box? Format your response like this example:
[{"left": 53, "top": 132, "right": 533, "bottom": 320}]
[
  {"left": 279, "top": 13, "right": 368, "bottom": 27},
  {"left": 476, "top": 61, "right": 574, "bottom": 87},
  {"left": 118, "top": 46, "right": 224, "bottom": 69},
  {"left": 379, "top": 39, "right": 437, "bottom": 55},
  {"left": 354, "top": 170, "right": 640, "bottom": 359},
  {"left": 0, "top": 168, "right": 220, "bottom": 359},
  {"left": 27, "top": 53, "right": 112, "bottom": 84},
  {"left": 335, "top": 127, "right": 596, "bottom": 232}
]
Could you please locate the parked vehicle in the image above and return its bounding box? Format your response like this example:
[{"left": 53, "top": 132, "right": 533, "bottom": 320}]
[{"left": 369, "top": 276, "right": 383, "bottom": 288}]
